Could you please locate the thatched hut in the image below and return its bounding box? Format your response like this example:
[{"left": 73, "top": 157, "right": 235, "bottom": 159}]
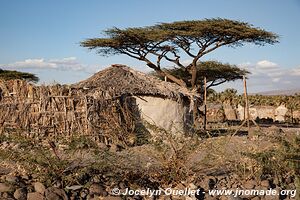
[
  {"left": 73, "top": 64, "right": 195, "bottom": 134},
  {"left": 0, "top": 65, "right": 195, "bottom": 145}
]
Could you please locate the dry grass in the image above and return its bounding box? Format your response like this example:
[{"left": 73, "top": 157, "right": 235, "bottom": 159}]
[{"left": 0, "top": 127, "right": 298, "bottom": 193}]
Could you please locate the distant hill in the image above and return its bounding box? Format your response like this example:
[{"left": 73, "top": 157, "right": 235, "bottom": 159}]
[{"left": 253, "top": 89, "right": 300, "bottom": 96}]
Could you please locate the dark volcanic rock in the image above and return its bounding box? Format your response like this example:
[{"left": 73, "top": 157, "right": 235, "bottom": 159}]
[
  {"left": 13, "top": 188, "right": 27, "bottom": 200},
  {"left": 27, "top": 192, "right": 45, "bottom": 200},
  {"left": 89, "top": 183, "right": 108, "bottom": 196},
  {"left": 0, "top": 182, "right": 13, "bottom": 192},
  {"left": 45, "top": 187, "right": 68, "bottom": 200},
  {"left": 33, "top": 182, "right": 46, "bottom": 194}
]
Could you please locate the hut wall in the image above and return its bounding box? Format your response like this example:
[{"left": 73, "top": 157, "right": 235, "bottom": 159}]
[{"left": 134, "top": 96, "right": 189, "bottom": 134}]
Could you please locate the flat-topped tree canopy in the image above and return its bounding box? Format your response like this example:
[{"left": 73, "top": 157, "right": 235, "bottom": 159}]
[
  {"left": 0, "top": 69, "right": 39, "bottom": 83},
  {"left": 154, "top": 61, "right": 250, "bottom": 89},
  {"left": 81, "top": 18, "right": 278, "bottom": 88},
  {"left": 157, "top": 18, "right": 278, "bottom": 48}
]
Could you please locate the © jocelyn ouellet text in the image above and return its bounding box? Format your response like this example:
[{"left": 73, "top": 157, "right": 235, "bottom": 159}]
[{"left": 111, "top": 187, "right": 297, "bottom": 198}]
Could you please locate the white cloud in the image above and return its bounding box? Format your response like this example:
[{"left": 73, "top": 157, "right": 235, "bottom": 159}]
[
  {"left": 0, "top": 57, "right": 90, "bottom": 71},
  {"left": 10, "top": 58, "right": 57, "bottom": 69},
  {"left": 268, "top": 71, "right": 284, "bottom": 77},
  {"left": 256, "top": 60, "right": 278, "bottom": 69},
  {"left": 235, "top": 60, "right": 300, "bottom": 92},
  {"left": 290, "top": 67, "right": 300, "bottom": 76},
  {"left": 238, "top": 62, "right": 252, "bottom": 68},
  {"left": 272, "top": 77, "right": 281, "bottom": 82}
]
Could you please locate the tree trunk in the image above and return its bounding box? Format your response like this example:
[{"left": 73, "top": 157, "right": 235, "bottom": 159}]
[
  {"left": 191, "top": 64, "right": 197, "bottom": 88},
  {"left": 190, "top": 63, "right": 199, "bottom": 128},
  {"left": 147, "top": 62, "right": 187, "bottom": 87},
  {"left": 204, "top": 77, "right": 207, "bottom": 130},
  {"left": 163, "top": 72, "right": 187, "bottom": 87}
]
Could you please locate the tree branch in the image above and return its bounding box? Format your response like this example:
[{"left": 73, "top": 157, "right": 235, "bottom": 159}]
[
  {"left": 119, "top": 49, "right": 141, "bottom": 60},
  {"left": 207, "top": 79, "right": 227, "bottom": 89},
  {"left": 164, "top": 51, "right": 186, "bottom": 69}
]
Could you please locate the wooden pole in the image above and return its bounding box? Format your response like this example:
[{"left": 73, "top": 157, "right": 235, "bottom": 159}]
[
  {"left": 204, "top": 77, "right": 207, "bottom": 130},
  {"left": 243, "top": 76, "right": 250, "bottom": 133},
  {"left": 233, "top": 77, "right": 259, "bottom": 137}
]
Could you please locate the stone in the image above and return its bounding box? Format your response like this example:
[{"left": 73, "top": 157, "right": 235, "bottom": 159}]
[
  {"left": 31, "top": 174, "right": 38, "bottom": 179},
  {"left": 2, "top": 192, "right": 15, "bottom": 199},
  {"left": 53, "top": 180, "right": 62, "bottom": 188},
  {"left": 0, "top": 183, "right": 13, "bottom": 192},
  {"left": 14, "top": 188, "right": 27, "bottom": 200},
  {"left": 92, "top": 175, "right": 102, "bottom": 183},
  {"left": 66, "top": 185, "right": 83, "bottom": 190},
  {"left": 21, "top": 175, "right": 30, "bottom": 180},
  {"left": 44, "top": 187, "right": 68, "bottom": 200},
  {"left": 0, "top": 168, "right": 12, "bottom": 176},
  {"left": 118, "top": 182, "right": 127, "bottom": 189},
  {"left": 208, "top": 178, "right": 216, "bottom": 189},
  {"left": 80, "top": 189, "right": 88, "bottom": 198},
  {"left": 188, "top": 183, "right": 197, "bottom": 190},
  {"left": 243, "top": 180, "right": 256, "bottom": 189},
  {"left": 175, "top": 183, "right": 185, "bottom": 190},
  {"left": 260, "top": 180, "right": 270, "bottom": 188},
  {"left": 98, "top": 142, "right": 107, "bottom": 149},
  {"left": 33, "top": 182, "right": 46, "bottom": 194},
  {"left": 273, "top": 177, "right": 279, "bottom": 186},
  {"left": 27, "top": 192, "right": 45, "bottom": 200},
  {"left": 1, "top": 141, "right": 10, "bottom": 148},
  {"left": 5, "top": 175, "right": 18, "bottom": 183},
  {"left": 109, "top": 144, "right": 119, "bottom": 152},
  {"left": 285, "top": 176, "right": 293, "bottom": 184},
  {"left": 89, "top": 183, "right": 107, "bottom": 196}
]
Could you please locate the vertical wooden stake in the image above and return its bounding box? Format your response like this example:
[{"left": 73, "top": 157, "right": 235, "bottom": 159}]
[
  {"left": 243, "top": 76, "right": 250, "bottom": 133},
  {"left": 204, "top": 77, "right": 207, "bottom": 130}
]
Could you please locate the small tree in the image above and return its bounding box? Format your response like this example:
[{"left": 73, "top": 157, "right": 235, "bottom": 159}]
[
  {"left": 0, "top": 69, "right": 39, "bottom": 83},
  {"left": 155, "top": 61, "right": 249, "bottom": 89}
]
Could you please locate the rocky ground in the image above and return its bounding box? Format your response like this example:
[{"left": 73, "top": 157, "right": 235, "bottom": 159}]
[
  {"left": 0, "top": 172, "right": 297, "bottom": 200},
  {"left": 0, "top": 126, "right": 299, "bottom": 200}
]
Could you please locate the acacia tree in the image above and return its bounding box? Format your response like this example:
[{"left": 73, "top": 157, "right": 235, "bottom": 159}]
[
  {"left": 0, "top": 69, "right": 39, "bottom": 83},
  {"left": 81, "top": 18, "right": 278, "bottom": 127},
  {"left": 81, "top": 18, "right": 278, "bottom": 89}
]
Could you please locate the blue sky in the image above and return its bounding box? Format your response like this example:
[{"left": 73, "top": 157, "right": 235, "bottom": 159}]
[{"left": 0, "top": 0, "right": 299, "bottom": 93}]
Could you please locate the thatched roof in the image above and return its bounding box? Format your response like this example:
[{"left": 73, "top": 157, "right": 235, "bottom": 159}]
[{"left": 73, "top": 64, "right": 194, "bottom": 101}]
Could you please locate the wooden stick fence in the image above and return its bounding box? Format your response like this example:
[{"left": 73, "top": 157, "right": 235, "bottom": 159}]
[{"left": 0, "top": 80, "right": 137, "bottom": 146}]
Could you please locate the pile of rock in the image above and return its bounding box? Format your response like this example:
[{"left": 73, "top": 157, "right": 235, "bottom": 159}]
[
  {"left": 0, "top": 172, "right": 297, "bottom": 200},
  {"left": 0, "top": 174, "right": 122, "bottom": 200}
]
